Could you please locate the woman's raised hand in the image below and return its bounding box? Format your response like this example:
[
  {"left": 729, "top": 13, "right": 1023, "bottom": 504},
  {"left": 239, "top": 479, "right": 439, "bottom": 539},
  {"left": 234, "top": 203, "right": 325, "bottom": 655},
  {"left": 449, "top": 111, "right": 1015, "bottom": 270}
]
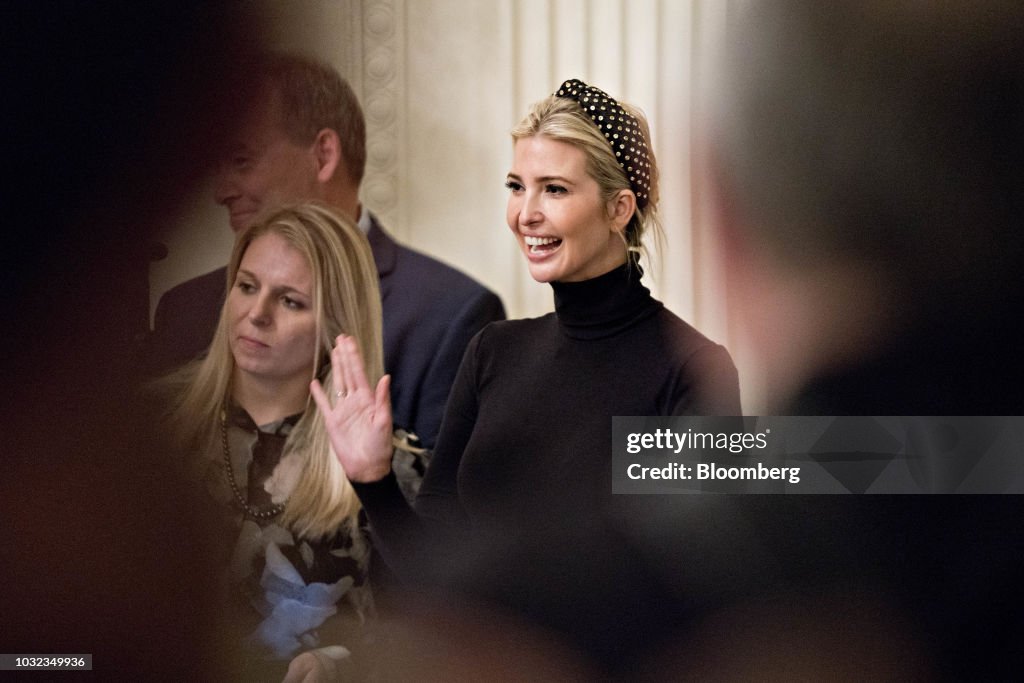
[{"left": 310, "top": 335, "right": 393, "bottom": 483}]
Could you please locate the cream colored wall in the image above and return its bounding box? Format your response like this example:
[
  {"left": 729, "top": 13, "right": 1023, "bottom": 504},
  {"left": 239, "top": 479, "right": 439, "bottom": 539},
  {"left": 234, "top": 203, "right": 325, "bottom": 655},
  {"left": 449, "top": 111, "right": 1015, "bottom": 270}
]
[{"left": 150, "top": 0, "right": 759, "bottom": 410}]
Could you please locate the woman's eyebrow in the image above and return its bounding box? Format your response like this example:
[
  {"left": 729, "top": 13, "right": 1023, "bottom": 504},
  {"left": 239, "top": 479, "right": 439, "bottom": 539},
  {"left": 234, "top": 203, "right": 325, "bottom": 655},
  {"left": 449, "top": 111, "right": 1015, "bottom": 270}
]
[
  {"left": 236, "top": 270, "right": 311, "bottom": 299},
  {"left": 506, "top": 172, "right": 575, "bottom": 185}
]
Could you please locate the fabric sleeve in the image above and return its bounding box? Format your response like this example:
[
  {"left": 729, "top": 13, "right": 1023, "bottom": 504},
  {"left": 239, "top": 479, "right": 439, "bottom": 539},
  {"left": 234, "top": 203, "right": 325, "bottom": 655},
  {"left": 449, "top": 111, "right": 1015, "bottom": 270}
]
[
  {"left": 143, "top": 271, "right": 225, "bottom": 377},
  {"left": 139, "top": 290, "right": 178, "bottom": 377},
  {"left": 413, "top": 327, "right": 484, "bottom": 526},
  {"left": 673, "top": 343, "right": 742, "bottom": 415},
  {"left": 409, "top": 289, "right": 504, "bottom": 449},
  {"left": 353, "top": 330, "right": 485, "bottom": 585}
]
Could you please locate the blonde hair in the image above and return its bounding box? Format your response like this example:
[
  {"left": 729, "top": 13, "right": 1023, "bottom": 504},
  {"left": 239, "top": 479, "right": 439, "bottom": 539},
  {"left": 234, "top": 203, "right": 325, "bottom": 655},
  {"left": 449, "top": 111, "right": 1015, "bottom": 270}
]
[
  {"left": 511, "top": 94, "right": 664, "bottom": 268},
  {"left": 168, "top": 201, "right": 382, "bottom": 540}
]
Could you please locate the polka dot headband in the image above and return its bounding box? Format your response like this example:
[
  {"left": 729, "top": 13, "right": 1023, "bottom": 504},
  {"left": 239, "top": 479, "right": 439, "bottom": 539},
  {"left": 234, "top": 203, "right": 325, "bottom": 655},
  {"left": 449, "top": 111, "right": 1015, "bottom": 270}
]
[{"left": 555, "top": 78, "right": 652, "bottom": 209}]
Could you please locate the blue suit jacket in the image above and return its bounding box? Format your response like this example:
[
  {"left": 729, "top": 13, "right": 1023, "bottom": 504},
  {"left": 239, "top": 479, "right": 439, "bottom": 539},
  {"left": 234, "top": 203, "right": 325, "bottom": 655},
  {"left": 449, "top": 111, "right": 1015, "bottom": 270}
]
[{"left": 147, "top": 215, "right": 505, "bottom": 449}]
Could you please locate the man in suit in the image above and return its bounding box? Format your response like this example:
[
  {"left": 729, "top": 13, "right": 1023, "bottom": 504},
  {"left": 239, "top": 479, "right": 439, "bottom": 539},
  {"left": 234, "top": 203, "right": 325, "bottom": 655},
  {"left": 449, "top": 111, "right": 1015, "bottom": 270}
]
[{"left": 148, "top": 52, "right": 505, "bottom": 451}]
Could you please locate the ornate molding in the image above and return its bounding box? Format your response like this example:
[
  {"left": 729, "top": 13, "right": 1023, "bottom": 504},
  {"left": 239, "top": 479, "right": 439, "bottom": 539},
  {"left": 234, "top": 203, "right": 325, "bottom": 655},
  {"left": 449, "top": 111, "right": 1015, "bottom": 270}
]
[{"left": 360, "top": 0, "right": 402, "bottom": 230}]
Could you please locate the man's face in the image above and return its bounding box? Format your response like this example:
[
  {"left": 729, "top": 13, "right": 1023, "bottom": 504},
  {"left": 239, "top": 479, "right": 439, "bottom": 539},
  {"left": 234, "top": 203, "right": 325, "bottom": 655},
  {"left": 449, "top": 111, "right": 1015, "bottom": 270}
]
[{"left": 214, "top": 95, "right": 322, "bottom": 232}]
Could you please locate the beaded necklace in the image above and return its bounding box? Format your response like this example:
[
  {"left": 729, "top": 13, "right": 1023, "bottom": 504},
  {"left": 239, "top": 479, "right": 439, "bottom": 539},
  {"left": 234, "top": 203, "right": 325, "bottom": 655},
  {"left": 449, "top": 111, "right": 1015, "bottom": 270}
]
[{"left": 219, "top": 409, "right": 285, "bottom": 520}]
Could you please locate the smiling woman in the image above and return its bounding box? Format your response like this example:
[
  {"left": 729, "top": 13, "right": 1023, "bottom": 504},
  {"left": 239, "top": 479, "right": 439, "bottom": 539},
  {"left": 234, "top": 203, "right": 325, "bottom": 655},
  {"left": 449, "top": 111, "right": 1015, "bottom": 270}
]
[
  {"left": 314, "top": 79, "right": 743, "bottom": 673},
  {"left": 506, "top": 135, "right": 630, "bottom": 283},
  {"left": 506, "top": 80, "right": 660, "bottom": 284},
  {"left": 148, "top": 201, "right": 388, "bottom": 678}
]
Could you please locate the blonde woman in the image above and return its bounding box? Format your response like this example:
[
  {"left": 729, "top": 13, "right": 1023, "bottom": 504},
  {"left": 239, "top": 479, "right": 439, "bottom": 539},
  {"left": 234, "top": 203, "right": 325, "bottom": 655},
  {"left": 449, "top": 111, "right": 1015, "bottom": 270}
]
[
  {"left": 156, "top": 201, "right": 384, "bottom": 678},
  {"left": 311, "top": 80, "right": 741, "bottom": 671},
  {"left": 317, "top": 78, "right": 739, "bottom": 528}
]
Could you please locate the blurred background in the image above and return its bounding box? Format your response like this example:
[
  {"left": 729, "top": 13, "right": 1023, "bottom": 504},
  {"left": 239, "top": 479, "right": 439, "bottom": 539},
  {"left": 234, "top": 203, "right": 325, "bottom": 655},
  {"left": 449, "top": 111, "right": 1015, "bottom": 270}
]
[{"left": 7, "top": 2, "right": 1023, "bottom": 678}]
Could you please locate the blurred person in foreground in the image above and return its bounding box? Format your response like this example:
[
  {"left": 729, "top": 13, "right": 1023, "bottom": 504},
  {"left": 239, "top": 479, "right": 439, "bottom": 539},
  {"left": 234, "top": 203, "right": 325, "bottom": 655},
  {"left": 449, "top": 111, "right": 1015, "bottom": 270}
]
[
  {"left": 705, "top": 0, "right": 1024, "bottom": 414},
  {"left": 650, "top": 1, "right": 1024, "bottom": 679},
  {"left": 2, "top": 1, "right": 260, "bottom": 679}
]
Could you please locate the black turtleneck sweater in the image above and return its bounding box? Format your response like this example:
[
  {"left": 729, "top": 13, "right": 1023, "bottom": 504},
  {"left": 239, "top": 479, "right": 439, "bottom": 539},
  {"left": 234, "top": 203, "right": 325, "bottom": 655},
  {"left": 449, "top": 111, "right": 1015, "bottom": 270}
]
[
  {"left": 356, "top": 262, "right": 739, "bottom": 564},
  {"left": 354, "top": 264, "right": 739, "bottom": 668},
  {"left": 421, "top": 262, "right": 738, "bottom": 528}
]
